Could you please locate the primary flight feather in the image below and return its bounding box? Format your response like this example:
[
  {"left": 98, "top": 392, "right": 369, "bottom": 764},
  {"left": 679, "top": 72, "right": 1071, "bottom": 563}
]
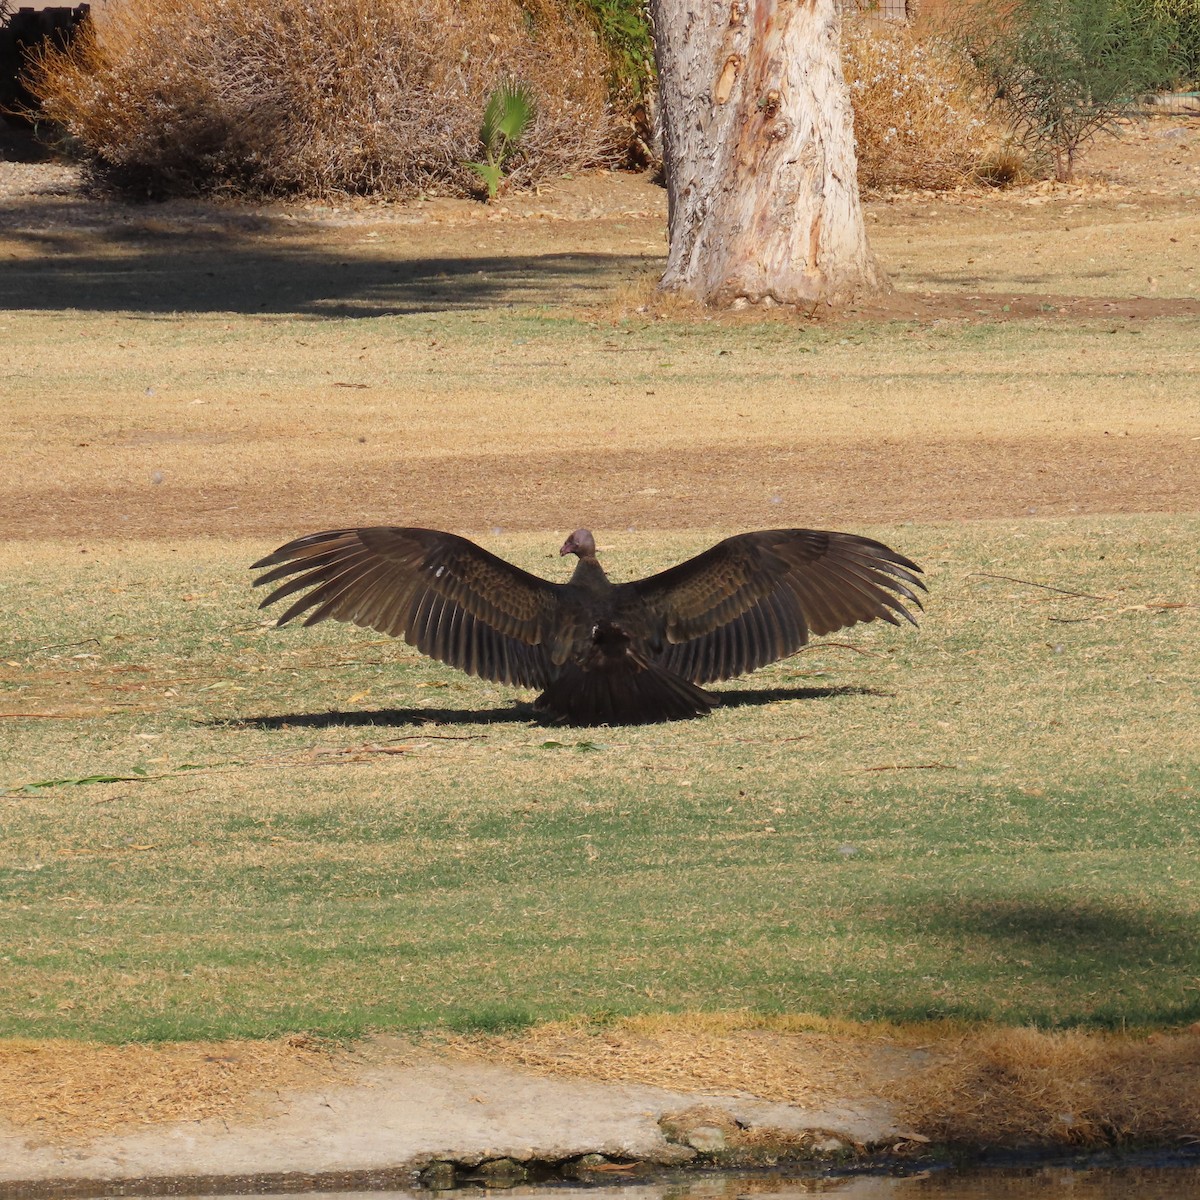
[{"left": 251, "top": 526, "right": 925, "bottom": 725}]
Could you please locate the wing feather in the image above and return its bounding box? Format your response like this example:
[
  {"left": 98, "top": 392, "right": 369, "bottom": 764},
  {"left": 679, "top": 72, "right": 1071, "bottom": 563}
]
[
  {"left": 251, "top": 527, "right": 558, "bottom": 687},
  {"left": 465, "top": 608, "right": 483, "bottom": 679},
  {"left": 621, "top": 529, "right": 925, "bottom": 685},
  {"left": 798, "top": 558, "right": 898, "bottom": 632},
  {"left": 440, "top": 600, "right": 465, "bottom": 667}
]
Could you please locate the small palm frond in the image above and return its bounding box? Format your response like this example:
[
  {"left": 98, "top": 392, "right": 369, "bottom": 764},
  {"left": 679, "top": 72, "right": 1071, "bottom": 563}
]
[
  {"left": 466, "top": 160, "right": 504, "bottom": 197},
  {"left": 480, "top": 79, "right": 536, "bottom": 157}
]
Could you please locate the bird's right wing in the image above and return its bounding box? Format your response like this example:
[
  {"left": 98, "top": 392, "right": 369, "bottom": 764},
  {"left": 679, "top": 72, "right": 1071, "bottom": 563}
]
[
  {"left": 615, "top": 529, "right": 925, "bottom": 684},
  {"left": 251, "top": 527, "right": 559, "bottom": 688}
]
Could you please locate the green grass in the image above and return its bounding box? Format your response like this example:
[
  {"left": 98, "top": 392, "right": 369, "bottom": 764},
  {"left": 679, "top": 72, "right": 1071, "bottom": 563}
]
[{"left": 1, "top": 517, "right": 1197, "bottom": 1040}]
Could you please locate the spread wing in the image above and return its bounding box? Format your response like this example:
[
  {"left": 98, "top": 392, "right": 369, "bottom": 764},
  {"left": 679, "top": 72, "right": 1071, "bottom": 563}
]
[
  {"left": 615, "top": 529, "right": 925, "bottom": 685},
  {"left": 250, "top": 527, "right": 559, "bottom": 688}
]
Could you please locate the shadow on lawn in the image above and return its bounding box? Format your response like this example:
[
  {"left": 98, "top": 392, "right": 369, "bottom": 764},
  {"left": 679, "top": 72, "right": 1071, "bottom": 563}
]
[
  {"left": 885, "top": 896, "right": 1200, "bottom": 1028},
  {"left": 227, "top": 684, "right": 881, "bottom": 731},
  {"left": 0, "top": 201, "right": 649, "bottom": 316}
]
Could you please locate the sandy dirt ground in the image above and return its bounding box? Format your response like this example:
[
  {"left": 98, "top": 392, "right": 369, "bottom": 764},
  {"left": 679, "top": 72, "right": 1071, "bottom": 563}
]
[
  {"left": 0, "top": 1033, "right": 912, "bottom": 1188},
  {"left": 2, "top": 117, "right": 1199, "bottom": 1188},
  {"left": 2, "top": 118, "right": 1199, "bottom": 543}
]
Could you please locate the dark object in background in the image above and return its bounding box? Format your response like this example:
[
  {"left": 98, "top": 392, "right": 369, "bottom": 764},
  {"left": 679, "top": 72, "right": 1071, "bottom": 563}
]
[{"left": 0, "top": 4, "right": 90, "bottom": 124}]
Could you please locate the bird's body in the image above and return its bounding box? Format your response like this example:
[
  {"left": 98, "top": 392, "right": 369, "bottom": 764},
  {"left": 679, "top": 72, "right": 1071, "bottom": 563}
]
[{"left": 251, "top": 526, "right": 925, "bottom": 725}]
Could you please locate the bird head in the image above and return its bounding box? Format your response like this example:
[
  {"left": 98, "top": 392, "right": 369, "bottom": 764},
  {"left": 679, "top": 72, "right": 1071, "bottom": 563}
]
[{"left": 560, "top": 528, "right": 596, "bottom": 558}]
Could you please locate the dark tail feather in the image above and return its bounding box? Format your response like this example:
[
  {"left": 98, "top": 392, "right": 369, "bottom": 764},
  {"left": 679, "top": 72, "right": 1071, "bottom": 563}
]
[{"left": 534, "top": 660, "right": 717, "bottom": 726}]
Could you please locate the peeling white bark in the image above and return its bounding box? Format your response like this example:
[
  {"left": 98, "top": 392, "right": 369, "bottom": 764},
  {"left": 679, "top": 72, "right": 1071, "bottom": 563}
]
[{"left": 650, "top": 0, "right": 887, "bottom": 308}]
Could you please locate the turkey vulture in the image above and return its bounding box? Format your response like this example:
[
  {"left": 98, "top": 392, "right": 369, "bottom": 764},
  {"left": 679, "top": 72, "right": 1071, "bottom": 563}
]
[{"left": 251, "top": 527, "right": 924, "bottom": 726}]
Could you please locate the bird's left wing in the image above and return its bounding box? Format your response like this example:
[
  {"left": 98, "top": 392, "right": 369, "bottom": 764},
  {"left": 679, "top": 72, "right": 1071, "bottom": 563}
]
[
  {"left": 613, "top": 529, "right": 925, "bottom": 684},
  {"left": 251, "top": 527, "right": 558, "bottom": 687}
]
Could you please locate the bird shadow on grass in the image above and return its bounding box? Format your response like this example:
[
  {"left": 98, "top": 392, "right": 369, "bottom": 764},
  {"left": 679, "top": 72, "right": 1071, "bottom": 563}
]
[
  {"left": 223, "top": 705, "right": 533, "bottom": 731},
  {"left": 717, "top": 683, "right": 889, "bottom": 708},
  {"left": 224, "top": 685, "right": 884, "bottom": 731}
]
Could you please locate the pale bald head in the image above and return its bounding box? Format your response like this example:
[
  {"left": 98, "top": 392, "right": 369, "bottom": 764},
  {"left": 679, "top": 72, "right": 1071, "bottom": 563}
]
[{"left": 559, "top": 528, "right": 596, "bottom": 558}]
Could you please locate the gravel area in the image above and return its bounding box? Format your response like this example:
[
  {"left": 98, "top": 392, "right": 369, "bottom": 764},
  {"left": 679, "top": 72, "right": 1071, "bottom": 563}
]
[{"left": 0, "top": 157, "right": 79, "bottom": 200}]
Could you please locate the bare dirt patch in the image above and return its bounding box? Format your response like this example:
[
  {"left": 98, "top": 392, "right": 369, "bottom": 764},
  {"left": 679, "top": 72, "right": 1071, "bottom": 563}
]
[{"left": 7, "top": 435, "right": 1198, "bottom": 542}]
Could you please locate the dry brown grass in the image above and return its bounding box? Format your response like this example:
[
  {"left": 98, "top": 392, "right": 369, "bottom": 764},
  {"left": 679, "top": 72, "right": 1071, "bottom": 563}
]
[
  {"left": 843, "top": 15, "right": 1001, "bottom": 190},
  {"left": 897, "top": 1025, "right": 1200, "bottom": 1146},
  {"left": 444, "top": 1013, "right": 895, "bottom": 1110},
  {"left": 30, "top": 0, "right": 614, "bottom": 199},
  {"left": 0, "top": 1036, "right": 339, "bottom": 1140}
]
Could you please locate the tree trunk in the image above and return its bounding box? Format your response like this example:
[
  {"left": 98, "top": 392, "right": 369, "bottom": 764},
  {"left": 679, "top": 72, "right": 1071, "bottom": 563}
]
[{"left": 649, "top": 0, "right": 888, "bottom": 309}]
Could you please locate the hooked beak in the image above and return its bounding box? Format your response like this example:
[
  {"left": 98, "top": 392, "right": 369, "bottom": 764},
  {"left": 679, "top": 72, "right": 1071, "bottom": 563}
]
[{"left": 559, "top": 537, "right": 574, "bottom": 557}]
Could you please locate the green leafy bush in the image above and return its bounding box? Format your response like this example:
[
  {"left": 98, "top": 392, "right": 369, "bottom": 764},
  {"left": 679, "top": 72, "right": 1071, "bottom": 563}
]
[
  {"left": 574, "top": 0, "right": 655, "bottom": 100},
  {"left": 953, "top": 0, "right": 1176, "bottom": 181},
  {"left": 1139, "top": 0, "right": 1200, "bottom": 84}
]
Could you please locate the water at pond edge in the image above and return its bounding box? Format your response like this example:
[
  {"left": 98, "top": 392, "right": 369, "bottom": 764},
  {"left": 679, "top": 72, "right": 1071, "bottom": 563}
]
[
  {"left": 249, "top": 1165, "right": 1200, "bottom": 1199},
  {"left": 10, "top": 1156, "right": 1200, "bottom": 1200}
]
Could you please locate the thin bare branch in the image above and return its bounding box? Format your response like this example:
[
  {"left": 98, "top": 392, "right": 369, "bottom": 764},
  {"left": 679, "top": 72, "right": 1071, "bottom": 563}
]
[
  {"left": 856, "top": 762, "right": 958, "bottom": 773},
  {"left": 787, "top": 641, "right": 880, "bottom": 659},
  {"left": 32, "top": 638, "right": 101, "bottom": 653},
  {"left": 968, "top": 572, "right": 1111, "bottom": 601}
]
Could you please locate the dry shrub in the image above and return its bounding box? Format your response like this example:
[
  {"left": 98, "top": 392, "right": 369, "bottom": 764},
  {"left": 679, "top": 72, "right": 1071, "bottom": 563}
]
[
  {"left": 29, "top": 0, "right": 615, "bottom": 199},
  {"left": 842, "top": 15, "right": 996, "bottom": 190},
  {"left": 899, "top": 1026, "right": 1200, "bottom": 1146}
]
